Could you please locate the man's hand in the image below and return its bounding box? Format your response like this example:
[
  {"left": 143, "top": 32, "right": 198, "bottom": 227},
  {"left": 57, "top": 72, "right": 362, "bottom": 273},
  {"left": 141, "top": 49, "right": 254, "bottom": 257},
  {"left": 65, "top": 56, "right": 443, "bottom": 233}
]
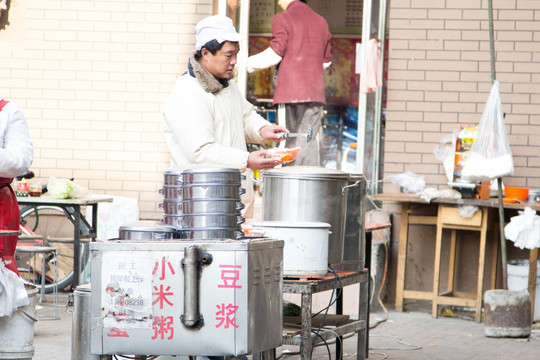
[
  {"left": 247, "top": 150, "right": 282, "bottom": 170},
  {"left": 259, "top": 124, "right": 289, "bottom": 142}
]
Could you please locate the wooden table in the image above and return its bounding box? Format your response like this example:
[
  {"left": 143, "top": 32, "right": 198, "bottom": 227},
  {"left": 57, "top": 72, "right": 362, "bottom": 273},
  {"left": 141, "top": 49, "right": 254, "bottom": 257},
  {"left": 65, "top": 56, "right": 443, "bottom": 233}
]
[
  {"left": 17, "top": 194, "right": 113, "bottom": 288},
  {"left": 370, "top": 192, "right": 539, "bottom": 320}
]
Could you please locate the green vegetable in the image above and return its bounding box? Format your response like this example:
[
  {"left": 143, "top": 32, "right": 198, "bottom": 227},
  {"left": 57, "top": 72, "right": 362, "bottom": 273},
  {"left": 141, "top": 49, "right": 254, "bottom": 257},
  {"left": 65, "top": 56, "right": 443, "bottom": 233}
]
[
  {"left": 283, "top": 301, "right": 301, "bottom": 316},
  {"left": 48, "top": 178, "right": 75, "bottom": 199}
]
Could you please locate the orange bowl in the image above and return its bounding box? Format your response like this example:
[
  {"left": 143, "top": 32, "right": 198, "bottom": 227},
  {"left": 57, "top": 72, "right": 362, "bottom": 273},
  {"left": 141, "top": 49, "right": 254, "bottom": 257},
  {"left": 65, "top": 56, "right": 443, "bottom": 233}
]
[
  {"left": 267, "top": 147, "right": 301, "bottom": 163},
  {"left": 504, "top": 186, "right": 529, "bottom": 201}
]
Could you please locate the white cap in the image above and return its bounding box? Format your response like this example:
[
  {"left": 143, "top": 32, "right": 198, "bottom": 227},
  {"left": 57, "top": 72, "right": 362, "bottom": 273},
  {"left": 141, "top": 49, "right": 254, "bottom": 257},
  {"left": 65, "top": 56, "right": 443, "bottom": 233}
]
[{"left": 195, "top": 15, "right": 241, "bottom": 51}]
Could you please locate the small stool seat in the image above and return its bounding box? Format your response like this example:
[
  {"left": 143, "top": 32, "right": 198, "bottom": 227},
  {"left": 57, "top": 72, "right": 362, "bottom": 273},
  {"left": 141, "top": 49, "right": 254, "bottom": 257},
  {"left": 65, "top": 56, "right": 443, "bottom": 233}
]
[
  {"left": 432, "top": 205, "right": 497, "bottom": 322},
  {"left": 15, "top": 245, "right": 56, "bottom": 254},
  {"left": 15, "top": 245, "right": 59, "bottom": 320}
]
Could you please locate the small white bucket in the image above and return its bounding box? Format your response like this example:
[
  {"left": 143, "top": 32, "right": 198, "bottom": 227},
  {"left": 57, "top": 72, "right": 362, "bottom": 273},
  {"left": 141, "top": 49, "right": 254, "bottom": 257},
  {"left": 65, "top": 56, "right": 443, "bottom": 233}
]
[
  {"left": 507, "top": 259, "right": 540, "bottom": 321},
  {"left": 0, "top": 284, "right": 38, "bottom": 360},
  {"left": 252, "top": 221, "right": 330, "bottom": 277}
]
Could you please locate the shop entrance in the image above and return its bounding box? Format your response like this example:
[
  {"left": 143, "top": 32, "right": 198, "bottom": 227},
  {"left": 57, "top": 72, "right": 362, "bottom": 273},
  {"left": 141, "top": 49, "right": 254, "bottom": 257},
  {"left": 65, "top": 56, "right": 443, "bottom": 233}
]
[{"left": 215, "top": 0, "right": 387, "bottom": 192}]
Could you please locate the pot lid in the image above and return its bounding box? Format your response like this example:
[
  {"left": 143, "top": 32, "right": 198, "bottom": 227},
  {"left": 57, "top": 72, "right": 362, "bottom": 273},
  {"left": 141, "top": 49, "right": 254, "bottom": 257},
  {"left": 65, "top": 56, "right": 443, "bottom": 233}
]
[
  {"left": 262, "top": 166, "right": 350, "bottom": 180},
  {"left": 75, "top": 283, "right": 92, "bottom": 293},
  {"left": 119, "top": 221, "right": 177, "bottom": 233},
  {"left": 162, "top": 198, "right": 242, "bottom": 203},
  {"left": 165, "top": 164, "right": 240, "bottom": 175}
]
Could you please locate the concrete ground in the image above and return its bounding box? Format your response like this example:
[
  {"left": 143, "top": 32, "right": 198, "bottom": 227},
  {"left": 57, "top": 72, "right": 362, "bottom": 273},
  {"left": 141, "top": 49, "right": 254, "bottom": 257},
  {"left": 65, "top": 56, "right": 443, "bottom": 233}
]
[{"left": 25, "top": 292, "right": 540, "bottom": 360}]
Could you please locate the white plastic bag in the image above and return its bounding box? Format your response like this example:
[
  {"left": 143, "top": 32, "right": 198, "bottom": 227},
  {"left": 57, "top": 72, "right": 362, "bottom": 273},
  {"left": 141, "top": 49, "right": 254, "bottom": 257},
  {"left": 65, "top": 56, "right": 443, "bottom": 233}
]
[
  {"left": 85, "top": 195, "right": 139, "bottom": 241},
  {"left": 391, "top": 171, "right": 425, "bottom": 194},
  {"left": 434, "top": 132, "right": 458, "bottom": 182},
  {"left": 0, "top": 264, "right": 29, "bottom": 317},
  {"left": 47, "top": 176, "right": 89, "bottom": 199},
  {"left": 458, "top": 205, "right": 479, "bottom": 218},
  {"left": 418, "top": 187, "right": 461, "bottom": 203},
  {"left": 504, "top": 207, "right": 540, "bottom": 250},
  {"left": 461, "top": 81, "right": 514, "bottom": 181}
]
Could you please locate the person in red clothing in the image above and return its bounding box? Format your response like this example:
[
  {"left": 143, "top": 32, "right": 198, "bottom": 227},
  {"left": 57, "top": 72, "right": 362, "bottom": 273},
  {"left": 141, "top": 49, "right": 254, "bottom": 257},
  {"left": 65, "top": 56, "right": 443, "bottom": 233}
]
[
  {"left": 247, "top": 0, "right": 332, "bottom": 166},
  {"left": 0, "top": 99, "right": 34, "bottom": 274}
]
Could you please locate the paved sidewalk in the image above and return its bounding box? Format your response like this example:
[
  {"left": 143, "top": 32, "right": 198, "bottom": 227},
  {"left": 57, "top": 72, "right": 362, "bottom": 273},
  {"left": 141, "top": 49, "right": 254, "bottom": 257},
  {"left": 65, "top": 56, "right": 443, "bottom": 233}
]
[{"left": 29, "top": 293, "right": 540, "bottom": 360}]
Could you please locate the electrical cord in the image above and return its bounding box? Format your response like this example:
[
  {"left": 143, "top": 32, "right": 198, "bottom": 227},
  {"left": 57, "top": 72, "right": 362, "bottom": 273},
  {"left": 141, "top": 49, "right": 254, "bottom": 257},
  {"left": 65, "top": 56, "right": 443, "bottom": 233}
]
[
  {"left": 369, "top": 334, "right": 423, "bottom": 351},
  {"left": 316, "top": 327, "right": 343, "bottom": 357},
  {"left": 312, "top": 266, "right": 342, "bottom": 318},
  {"left": 279, "top": 323, "right": 333, "bottom": 360},
  {"left": 309, "top": 265, "right": 340, "bottom": 359},
  {"left": 367, "top": 352, "right": 388, "bottom": 360},
  {"left": 314, "top": 332, "right": 332, "bottom": 360}
]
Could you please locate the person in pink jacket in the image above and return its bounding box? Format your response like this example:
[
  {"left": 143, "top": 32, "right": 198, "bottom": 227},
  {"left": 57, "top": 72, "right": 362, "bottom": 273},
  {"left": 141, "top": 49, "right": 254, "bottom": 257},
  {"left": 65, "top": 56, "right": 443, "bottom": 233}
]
[{"left": 248, "top": 0, "right": 332, "bottom": 166}]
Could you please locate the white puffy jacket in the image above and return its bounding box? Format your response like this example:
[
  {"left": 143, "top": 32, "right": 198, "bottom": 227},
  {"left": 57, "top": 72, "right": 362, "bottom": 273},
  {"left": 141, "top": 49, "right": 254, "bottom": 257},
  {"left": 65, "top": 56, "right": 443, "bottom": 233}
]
[
  {"left": 162, "top": 53, "right": 271, "bottom": 212},
  {"left": 0, "top": 101, "right": 33, "bottom": 178}
]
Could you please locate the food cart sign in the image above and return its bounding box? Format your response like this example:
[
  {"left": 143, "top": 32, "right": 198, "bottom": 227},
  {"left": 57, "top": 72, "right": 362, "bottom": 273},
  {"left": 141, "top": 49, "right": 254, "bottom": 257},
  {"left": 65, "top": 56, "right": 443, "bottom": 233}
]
[
  {"left": 91, "top": 241, "right": 282, "bottom": 356},
  {"left": 101, "top": 251, "right": 153, "bottom": 328}
]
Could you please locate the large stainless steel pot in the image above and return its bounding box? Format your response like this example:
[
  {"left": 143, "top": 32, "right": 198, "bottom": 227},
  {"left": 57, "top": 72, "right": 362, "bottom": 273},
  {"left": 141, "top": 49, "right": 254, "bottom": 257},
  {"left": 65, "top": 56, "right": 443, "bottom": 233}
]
[
  {"left": 160, "top": 199, "right": 244, "bottom": 215},
  {"left": 262, "top": 166, "right": 357, "bottom": 263},
  {"left": 164, "top": 167, "right": 243, "bottom": 185},
  {"left": 335, "top": 174, "right": 367, "bottom": 271},
  {"left": 71, "top": 284, "right": 99, "bottom": 360}
]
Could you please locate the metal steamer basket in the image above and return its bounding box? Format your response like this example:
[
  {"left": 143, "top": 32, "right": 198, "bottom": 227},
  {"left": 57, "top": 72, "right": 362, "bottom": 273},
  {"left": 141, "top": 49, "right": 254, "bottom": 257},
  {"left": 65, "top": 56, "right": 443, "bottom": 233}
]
[
  {"left": 160, "top": 199, "right": 245, "bottom": 215},
  {"left": 164, "top": 167, "right": 245, "bottom": 185},
  {"left": 163, "top": 214, "right": 244, "bottom": 228},
  {"left": 160, "top": 184, "right": 245, "bottom": 199},
  {"left": 160, "top": 167, "right": 246, "bottom": 239}
]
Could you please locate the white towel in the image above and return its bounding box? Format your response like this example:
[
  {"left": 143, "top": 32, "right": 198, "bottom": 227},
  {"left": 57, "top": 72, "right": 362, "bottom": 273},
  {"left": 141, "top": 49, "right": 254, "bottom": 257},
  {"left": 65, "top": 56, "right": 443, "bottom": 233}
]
[{"left": 360, "top": 39, "right": 382, "bottom": 94}]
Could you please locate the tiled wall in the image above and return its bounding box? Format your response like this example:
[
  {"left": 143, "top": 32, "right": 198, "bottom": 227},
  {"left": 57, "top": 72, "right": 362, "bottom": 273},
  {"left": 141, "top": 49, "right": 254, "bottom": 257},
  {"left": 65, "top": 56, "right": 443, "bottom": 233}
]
[
  {"left": 384, "top": 0, "right": 540, "bottom": 190},
  {"left": 3, "top": 0, "right": 539, "bottom": 221},
  {"left": 0, "top": 0, "right": 213, "bottom": 219}
]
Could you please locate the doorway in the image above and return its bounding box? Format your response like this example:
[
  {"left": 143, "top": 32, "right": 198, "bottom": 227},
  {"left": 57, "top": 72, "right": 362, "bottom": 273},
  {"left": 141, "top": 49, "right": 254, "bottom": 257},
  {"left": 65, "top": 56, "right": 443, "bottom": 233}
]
[{"left": 216, "top": 0, "right": 387, "bottom": 190}]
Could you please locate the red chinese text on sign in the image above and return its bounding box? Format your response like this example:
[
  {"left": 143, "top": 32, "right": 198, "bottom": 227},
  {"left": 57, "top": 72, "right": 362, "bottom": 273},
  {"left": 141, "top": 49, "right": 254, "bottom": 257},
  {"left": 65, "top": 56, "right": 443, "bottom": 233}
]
[
  {"left": 152, "top": 256, "right": 176, "bottom": 281},
  {"left": 107, "top": 327, "right": 129, "bottom": 337},
  {"left": 152, "top": 316, "right": 175, "bottom": 340},
  {"left": 215, "top": 303, "right": 239, "bottom": 329},
  {"left": 152, "top": 284, "right": 174, "bottom": 309},
  {"left": 217, "top": 264, "right": 242, "bottom": 289}
]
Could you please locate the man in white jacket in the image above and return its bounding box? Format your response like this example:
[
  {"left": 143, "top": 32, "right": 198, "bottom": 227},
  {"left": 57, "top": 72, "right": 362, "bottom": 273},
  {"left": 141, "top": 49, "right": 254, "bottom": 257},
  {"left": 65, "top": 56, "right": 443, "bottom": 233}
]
[{"left": 162, "top": 15, "right": 288, "bottom": 217}]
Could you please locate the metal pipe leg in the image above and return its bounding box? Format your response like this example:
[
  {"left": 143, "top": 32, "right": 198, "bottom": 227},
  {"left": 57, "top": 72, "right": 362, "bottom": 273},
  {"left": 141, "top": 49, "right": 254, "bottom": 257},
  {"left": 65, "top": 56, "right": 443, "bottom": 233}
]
[{"left": 40, "top": 253, "right": 46, "bottom": 303}]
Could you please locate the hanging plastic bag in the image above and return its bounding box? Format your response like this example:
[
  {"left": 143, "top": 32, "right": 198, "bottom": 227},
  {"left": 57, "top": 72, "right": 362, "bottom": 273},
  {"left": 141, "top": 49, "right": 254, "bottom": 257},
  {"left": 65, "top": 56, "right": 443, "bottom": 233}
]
[
  {"left": 504, "top": 207, "right": 540, "bottom": 250},
  {"left": 461, "top": 80, "right": 513, "bottom": 181},
  {"left": 0, "top": 263, "right": 29, "bottom": 317}
]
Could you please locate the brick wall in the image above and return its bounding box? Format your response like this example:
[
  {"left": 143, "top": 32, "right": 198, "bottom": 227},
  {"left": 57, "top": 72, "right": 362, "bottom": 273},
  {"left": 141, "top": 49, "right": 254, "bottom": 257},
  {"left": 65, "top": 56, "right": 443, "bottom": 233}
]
[
  {"left": 385, "top": 0, "right": 540, "bottom": 190},
  {"left": 0, "top": 0, "right": 213, "bottom": 219}
]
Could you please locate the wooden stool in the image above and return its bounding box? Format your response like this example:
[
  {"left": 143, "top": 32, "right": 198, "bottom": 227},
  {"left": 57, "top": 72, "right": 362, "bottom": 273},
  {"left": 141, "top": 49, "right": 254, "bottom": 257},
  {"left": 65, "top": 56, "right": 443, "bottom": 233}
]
[
  {"left": 432, "top": 205, "right": 497, "bottom": 322},
  {"left": 15, "top": 245, "right": 59, "bottom": 320}
]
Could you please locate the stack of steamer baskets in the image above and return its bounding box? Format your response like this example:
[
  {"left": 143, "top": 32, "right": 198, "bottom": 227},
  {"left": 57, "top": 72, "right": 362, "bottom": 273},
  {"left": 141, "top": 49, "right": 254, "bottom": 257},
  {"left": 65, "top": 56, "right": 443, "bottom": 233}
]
[{"left": 160, "top": 166, "right": 246, "bottom": 239}]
